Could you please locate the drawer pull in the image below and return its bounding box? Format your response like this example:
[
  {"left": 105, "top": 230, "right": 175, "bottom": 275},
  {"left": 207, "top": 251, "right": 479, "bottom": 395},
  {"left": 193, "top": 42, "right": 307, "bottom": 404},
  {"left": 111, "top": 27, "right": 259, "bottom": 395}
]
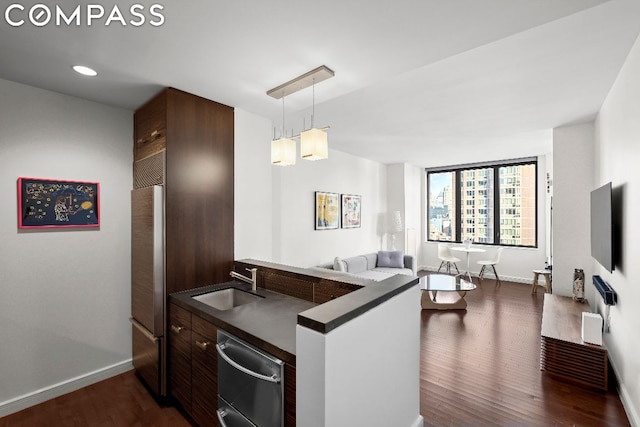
[
  {"left": 171, "top": 325, "right": 185, "bottom": 334},
  {"left": 195, "top": 340, "right": 210, "bottom": 351}
]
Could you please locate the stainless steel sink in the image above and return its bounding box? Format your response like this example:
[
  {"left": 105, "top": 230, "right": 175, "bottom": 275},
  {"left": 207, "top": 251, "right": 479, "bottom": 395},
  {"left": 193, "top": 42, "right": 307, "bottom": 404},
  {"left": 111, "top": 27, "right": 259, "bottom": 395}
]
[{"left": 192, "top": 288, "right": 264, "bottom": 311}]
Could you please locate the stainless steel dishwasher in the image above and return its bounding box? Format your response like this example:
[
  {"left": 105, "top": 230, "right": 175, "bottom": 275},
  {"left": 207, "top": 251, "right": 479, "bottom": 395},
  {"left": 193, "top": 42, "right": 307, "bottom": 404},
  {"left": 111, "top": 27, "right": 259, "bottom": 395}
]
[{"left": 216, "top": 330, "right": 284, "bottom": 427}]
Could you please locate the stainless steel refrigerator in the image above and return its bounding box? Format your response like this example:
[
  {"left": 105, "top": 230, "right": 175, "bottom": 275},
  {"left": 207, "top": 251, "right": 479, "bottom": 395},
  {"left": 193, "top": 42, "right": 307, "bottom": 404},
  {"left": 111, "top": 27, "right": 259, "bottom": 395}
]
[{"left": 130, "top": 185, "right": 166, "bottom": 397}]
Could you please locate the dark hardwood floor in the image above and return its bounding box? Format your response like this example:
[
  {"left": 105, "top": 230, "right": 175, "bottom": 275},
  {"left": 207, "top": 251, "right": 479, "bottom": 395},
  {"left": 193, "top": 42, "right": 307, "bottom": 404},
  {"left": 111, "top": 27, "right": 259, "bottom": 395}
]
[
  {"left": 0, "top": 274, "right": 630, "bottom": 426},
  {"left": 0, "top": 372, "right": 191, "bottom": 427},
  {"left": 419, "top": 272, "right": 629, "bottom": 427}
]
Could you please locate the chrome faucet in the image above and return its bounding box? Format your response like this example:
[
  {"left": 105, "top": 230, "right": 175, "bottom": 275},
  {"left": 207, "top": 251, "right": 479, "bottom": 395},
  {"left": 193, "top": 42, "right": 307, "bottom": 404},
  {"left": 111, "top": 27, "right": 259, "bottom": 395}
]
[{"left": 230, "top": 268, "right": 258, "bottom": 291}]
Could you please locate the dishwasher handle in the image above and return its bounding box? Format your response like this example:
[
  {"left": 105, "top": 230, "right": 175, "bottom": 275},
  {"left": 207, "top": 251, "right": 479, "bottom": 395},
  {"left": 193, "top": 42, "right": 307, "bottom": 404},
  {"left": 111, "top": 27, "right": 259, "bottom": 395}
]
[{"left": 216, "top": 343, "right": 281, "bottom": 384}]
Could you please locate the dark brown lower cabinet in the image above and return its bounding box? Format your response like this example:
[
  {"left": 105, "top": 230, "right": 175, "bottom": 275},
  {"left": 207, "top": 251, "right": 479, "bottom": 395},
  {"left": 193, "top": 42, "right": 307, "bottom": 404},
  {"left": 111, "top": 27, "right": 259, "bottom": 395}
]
[
  {"left": 284, "top": 363, "right": 296, "bottom": 427},
  {"left": 169, "top": 303, "right": 218, "bottom": 426},
  {"left": 169, "top": 302, "right": 296, "bottom": 426},
  {"left": 191, "top": 315, "right": 218, "bottom": 427},
  {"left": 169, "top": 304, "right": 192, "bottom": 412}
]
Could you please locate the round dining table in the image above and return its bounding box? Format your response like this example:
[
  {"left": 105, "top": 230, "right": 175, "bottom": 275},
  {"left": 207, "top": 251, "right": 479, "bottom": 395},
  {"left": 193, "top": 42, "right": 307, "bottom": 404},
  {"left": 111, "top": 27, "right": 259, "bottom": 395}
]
[{"left": 450, "top": 245, "right": 486, "bottom": 279}]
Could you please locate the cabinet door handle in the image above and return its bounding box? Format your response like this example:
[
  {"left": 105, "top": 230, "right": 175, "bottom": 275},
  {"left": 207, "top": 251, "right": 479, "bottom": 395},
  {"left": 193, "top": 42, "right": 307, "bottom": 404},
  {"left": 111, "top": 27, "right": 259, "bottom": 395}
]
[
  {"left": 171, "top": 325, "right": 185, "bottom": 334},
  {"left": 195, "top": 340, "right": 210, "bottom": 351}
]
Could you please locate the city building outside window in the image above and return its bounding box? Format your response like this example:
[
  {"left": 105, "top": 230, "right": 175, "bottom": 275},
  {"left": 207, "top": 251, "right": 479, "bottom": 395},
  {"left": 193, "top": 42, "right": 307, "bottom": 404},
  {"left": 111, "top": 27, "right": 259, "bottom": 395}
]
[{"left": 426, "top": 159, "right": 537, "bottom": 247}]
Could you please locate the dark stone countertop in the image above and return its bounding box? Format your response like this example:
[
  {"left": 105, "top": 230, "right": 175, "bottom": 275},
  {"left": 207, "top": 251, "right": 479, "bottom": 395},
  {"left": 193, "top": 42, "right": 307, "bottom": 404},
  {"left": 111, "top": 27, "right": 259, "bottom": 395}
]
[
  {"left": 296, "top": 272, "right": 419, "bottom": 334},
  {"left": 236, "top": 259, "right": 420, "bottom": 335},
  {"left": 170, "top": 261, "right": 419, "bottom": 365},
  {"left": 169, "top": 280, "right": 317, "bottom": 365}
]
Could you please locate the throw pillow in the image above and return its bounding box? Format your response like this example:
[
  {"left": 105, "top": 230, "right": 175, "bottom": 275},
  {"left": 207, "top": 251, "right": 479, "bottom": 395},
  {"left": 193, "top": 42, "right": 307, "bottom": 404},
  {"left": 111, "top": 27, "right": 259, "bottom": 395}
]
[
  {"left": 333, "top": 256, "right": 346, "bottom": 272},
  {"left": 377, "top": 250, "right": 404, "bottom": 268}
]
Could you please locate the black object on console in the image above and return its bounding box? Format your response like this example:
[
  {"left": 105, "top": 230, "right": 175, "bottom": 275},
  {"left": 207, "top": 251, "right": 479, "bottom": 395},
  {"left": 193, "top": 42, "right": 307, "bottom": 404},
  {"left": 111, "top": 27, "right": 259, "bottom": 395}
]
[{"left": 592, "top": 275, "right": 617, "bottom": 306}]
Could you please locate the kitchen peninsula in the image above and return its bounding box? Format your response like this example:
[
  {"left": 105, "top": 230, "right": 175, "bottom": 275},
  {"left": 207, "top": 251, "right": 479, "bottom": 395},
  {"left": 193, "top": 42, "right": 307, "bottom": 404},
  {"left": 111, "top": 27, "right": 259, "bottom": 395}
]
[{"left": 169, "top": 259, "right": 423, "bottom": 427}]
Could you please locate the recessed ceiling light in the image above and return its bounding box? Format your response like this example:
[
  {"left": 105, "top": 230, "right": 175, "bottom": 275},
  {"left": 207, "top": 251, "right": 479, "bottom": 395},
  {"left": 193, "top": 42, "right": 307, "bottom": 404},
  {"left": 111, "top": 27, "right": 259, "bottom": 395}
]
[{"left": 72, "top": 65, "right": 98, "bottom": 77}]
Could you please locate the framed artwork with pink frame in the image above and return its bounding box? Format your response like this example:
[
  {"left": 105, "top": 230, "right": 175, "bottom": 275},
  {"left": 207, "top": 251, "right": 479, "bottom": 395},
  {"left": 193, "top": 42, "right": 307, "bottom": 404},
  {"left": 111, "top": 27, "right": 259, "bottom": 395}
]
[{"left": 17, "top": 177, "right": 100, "bottom": 229}]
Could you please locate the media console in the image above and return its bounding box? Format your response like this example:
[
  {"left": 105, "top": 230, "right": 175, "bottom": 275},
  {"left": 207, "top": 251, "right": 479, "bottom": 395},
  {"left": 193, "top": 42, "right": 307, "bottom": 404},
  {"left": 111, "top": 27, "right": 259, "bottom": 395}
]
[{"left": 540, "top": 294, "right": 608, "bottom": 391}]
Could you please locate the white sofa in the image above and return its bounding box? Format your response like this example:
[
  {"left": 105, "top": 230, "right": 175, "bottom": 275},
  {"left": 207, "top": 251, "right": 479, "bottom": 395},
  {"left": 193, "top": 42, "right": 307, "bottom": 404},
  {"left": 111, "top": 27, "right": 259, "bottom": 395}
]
[{"left": 316, "top": 251, "right": 416, "bottom": 281}]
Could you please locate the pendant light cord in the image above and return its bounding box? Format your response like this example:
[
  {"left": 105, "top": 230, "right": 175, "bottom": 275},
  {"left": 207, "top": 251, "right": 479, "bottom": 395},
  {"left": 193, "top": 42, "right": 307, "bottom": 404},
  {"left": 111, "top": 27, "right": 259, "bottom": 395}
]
[
  {"left": 282, "top": 96, "right": 285, "bottom": 138},
  {"left": 311, "top": 78, "right": 315, "bottom": 128}
]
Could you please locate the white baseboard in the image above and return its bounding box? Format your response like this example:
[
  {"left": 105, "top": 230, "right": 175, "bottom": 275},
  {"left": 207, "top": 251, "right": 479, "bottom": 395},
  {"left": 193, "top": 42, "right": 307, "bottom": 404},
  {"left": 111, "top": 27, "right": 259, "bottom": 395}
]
[
  {"left": 0, "top": 359, "right": 133, "bottom": 418},
  {"left": 608, "top": 358, "right": 639, "bottom": 427},
  {"left": 411, "top": 414, "right": 425, "bottom": 427},
  {"left": 619, "top": 382, "right": 639, "bottom": 427},
  {"left": 419, "top": 265, "right": 532, "bottom": 284}
]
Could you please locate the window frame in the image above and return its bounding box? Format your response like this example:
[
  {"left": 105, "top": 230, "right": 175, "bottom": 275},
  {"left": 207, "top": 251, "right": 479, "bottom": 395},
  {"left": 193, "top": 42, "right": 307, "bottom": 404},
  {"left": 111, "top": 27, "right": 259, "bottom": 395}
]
[{"left": 426, "top": 157, "right": 538, "bottom": 248}]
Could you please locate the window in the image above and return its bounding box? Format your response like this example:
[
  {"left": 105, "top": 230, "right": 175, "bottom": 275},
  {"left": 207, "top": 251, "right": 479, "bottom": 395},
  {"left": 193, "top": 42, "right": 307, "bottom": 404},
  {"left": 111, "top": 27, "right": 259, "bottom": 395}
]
[
  {"left": 427, "top": 172, "right": 456, "bottom": 241},
  {"left": 426, "top": 158, "right": 537, "bottom": 247}
]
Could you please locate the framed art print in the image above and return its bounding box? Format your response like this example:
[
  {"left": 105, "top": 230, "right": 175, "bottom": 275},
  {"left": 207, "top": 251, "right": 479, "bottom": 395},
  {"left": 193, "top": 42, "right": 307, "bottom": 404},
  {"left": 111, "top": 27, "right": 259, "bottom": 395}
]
[
  {"left": 341, "top": 194, "right": 361, "bottom": 228},
  {"left": 18, "top": 177, "right": 100, "bottom": 229},
  {"left": 315, "top": 191, "right": 339, "bottom": 230}
]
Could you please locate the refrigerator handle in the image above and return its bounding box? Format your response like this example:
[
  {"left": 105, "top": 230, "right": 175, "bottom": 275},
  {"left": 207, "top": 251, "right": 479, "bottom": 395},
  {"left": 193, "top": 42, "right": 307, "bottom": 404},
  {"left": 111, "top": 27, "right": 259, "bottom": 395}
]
[{"left": 130, "top": 317, "right": 158, "bottom": 342}]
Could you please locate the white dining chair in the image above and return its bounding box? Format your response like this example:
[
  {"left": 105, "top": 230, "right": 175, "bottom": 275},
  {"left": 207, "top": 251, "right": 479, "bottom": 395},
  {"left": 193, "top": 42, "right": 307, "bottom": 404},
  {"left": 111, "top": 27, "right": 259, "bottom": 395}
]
[
  {"left": 437, "top": 243, "right": 461, "bottom": 274},
  {"left": 477, "top": 247, "right": 504, "bottom": 285}
]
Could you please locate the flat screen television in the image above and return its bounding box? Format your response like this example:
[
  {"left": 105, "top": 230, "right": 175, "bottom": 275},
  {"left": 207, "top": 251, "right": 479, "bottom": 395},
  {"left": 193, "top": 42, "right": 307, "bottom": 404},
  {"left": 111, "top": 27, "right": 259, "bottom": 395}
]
[{"left": 590, "top": 182, "right": 614, "bottom": 272}]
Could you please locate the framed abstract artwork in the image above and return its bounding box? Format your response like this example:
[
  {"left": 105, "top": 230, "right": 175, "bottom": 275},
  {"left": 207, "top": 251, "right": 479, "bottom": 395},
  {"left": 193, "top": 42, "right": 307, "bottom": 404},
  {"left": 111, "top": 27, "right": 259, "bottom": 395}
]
[
  {"left": 341, "top": 194, "right": 362, "bottom": 228},
  {"left": 315, "top": 191, "right": 339, "bottom": 230},
  {"left": 17, "top": 177, "right": 100, "bottom": 229}
]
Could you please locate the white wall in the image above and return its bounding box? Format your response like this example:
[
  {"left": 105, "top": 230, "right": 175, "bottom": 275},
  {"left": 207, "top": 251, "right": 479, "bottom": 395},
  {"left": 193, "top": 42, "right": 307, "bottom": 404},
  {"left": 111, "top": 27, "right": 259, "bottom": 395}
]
[
  {"left": 234, "top": 109, "right": 273, "bottom": 261},
  {"left": 296, "top": 285, "right": 423, "bottom": 427},
  {"left": 420, "top": 156, "right": 548, "bottom": 282},
  {"left": 272, "top": 150, "right": 387, "bottom": 267},
  {"left": 387, "top": 164, "right": 422, "bottom": 257},
  {"left": 552, "top": 123, "right": 595, "bottom": 296},
  {"left": 544, "top": 153, "right": 554, "bottom": 265},
  {"left": 0, "top": 79, "right": 133, "bottom": 415},
  {"left": 593, "top": 32, "right": 640, "bottom": 426},
  {"left": 387, "top": 164, "right": 405, "bottom": 251},
  {"left": 404, "top": 164, "right": 423, "bottom": 259}
]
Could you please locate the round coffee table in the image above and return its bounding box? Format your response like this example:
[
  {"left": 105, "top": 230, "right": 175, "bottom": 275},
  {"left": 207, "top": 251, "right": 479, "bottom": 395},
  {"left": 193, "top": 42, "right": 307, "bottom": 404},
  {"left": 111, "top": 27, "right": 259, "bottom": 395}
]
[{"left": 420, "top": 274, "right": 477, "bottom": 310}]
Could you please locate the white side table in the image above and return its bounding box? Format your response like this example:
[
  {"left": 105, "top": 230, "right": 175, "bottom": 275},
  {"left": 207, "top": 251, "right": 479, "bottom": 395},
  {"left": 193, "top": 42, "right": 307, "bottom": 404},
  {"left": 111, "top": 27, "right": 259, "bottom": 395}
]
[{"left": 532, "top": 269, "right": 552, "bottom": 294}]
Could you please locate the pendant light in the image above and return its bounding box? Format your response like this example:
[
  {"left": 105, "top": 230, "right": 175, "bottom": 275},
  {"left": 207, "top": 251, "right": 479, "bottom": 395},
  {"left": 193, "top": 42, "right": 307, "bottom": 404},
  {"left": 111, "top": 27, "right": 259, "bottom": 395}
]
[
  {"left": 271, "top": 97, "right": 296, "bottom": 166},
  {"left": 300, "top": 78, "right": 329, "bottom": 161},
  {"left": 267, "top": 66, "right": 334, "bottom": 165}
]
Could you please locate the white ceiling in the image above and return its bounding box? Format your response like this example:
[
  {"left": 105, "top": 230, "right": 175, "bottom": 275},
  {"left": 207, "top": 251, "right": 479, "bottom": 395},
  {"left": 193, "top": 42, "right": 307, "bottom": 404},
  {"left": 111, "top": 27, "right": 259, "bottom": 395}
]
[{"left": 1, "top": 0, "right": 639, "bottom": 167}]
